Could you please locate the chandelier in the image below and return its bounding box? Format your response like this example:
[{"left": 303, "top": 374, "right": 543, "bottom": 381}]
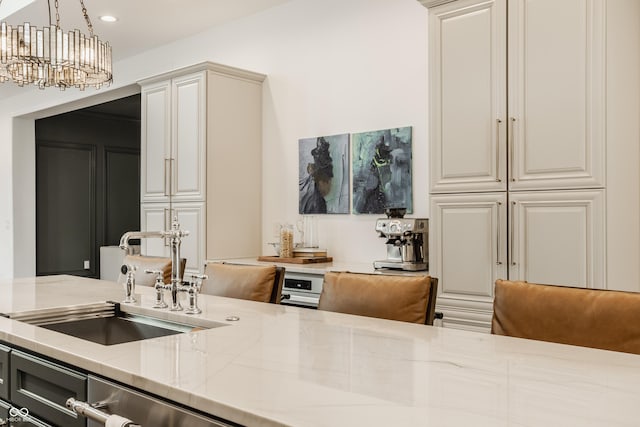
[{"left": 0, "top": 0, "right": 112, "bottom": 90}]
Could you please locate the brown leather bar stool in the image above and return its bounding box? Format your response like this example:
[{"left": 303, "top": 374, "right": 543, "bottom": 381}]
[
  {"left": 117, "top": 255, "right": 186, "bottom": 286},
  {"left": 317, "top": 271, "right": 439, "bottom": 325},
  {"left": 492, "top": 279, "right": 640, "bottom": 355},
  {"left": 202, "top": 262, "right": 285, "bottom": 304}
]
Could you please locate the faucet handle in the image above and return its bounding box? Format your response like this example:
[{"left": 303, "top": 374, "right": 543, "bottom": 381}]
[
  {"left": 182, "top": 274, "right": 207, "bottom": 315},
  {"left": 144, "top": 269, "right": 164, "bottom": 285},
  {"left": 188, "top": 273, "right": 208, "bottom": 292},
  {"left": 144, "top": 269, "right": 168, "bottom": 309}
]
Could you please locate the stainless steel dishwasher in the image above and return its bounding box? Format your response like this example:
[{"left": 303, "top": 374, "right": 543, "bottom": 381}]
[{"left": 68, "top": 375, "right": 235, "bottom": 427}]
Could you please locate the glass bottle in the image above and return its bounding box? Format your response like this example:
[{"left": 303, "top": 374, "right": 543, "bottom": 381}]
[{"left": 279, "top": 223, "right": 294, "bottom": 258}]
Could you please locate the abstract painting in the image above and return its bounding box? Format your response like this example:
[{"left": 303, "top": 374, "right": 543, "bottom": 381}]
[
  {"left": 299, "top": 133, "right": 350, "bottom": 214},
  {"left": 352, "top": 126, "right": 413, "bottom": 214}
]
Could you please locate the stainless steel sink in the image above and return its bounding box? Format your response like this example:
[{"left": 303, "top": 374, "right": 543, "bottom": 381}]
[{"left": 8, "top": 302, "right": 223, "bottom": 346}]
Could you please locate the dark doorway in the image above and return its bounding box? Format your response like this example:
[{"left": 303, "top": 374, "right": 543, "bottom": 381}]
[{"left": 35, "top": 94, "right": 141, "bottom": 278}]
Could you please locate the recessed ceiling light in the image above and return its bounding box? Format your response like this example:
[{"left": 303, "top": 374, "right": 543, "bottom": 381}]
[
  {"left": 0, "top": 0, "right": 36, "bottom": 20},
  {"left": 99, "top": 15, "right": 118, "bottom": 23}
]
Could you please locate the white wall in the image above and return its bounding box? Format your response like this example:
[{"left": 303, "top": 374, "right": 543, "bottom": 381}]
[{"left": 0, "top": 0, "right": 428, "bottom": 278}]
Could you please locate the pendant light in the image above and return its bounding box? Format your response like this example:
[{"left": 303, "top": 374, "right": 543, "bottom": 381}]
[{"left": 0, "top": 0, "right": 113, "bottom": 90}]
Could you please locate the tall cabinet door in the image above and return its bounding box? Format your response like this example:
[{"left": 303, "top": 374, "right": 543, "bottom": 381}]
[
  {"left": 509, "top": 190, "right": 605, "bottom": 289},
  {"left": 141, "top": 81, "right": 171, "bottom": 203},
  {"left": 508, "top": 0, "right": 605, "bottom": 190},
  {"left": 171, "top": 72, "right": 206, "bottom": 202},
  {"left": 430, "top": 193, "right": 507, "bottom": 331},
  {"left": 429, "top": 0, "right": 506, "bottom": 193}
]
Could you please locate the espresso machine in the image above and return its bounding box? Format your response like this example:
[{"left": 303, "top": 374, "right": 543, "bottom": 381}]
[{"left": 373, "top": 209, "right": 428, "bottom": 271}]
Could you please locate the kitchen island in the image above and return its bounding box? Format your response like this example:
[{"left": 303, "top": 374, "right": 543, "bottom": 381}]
[{"left": 1, "top": 275, "right": 640, "bottom": 426}]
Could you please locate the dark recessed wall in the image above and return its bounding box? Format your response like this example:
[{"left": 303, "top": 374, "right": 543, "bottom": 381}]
[{"left": 35, "top": 94, "right": 141, "bottom": 278}]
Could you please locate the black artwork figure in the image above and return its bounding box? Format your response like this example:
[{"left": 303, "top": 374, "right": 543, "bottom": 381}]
[{"left": 299, "top": 137, "right": 333, "bottom": 214}]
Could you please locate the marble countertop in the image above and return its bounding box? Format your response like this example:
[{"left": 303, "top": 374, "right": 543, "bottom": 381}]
[{"left": 1, "top": 275, "right": 640, "bottom": 427}]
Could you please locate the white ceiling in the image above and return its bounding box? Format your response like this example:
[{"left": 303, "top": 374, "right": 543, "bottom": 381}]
[{"left": 0, "top": 0, "right": 292, "bottom": 99}]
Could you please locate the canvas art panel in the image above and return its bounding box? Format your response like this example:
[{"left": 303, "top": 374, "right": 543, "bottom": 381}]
[
  {"left": 299, "top": 133, "right": 350, "bottom": 214},
  {"left": 352, "top": 126, "right": 413, "bottom": 214}
]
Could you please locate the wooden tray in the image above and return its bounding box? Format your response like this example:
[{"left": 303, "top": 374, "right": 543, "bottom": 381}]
[{"left": 257, "top": 256, "right": 333, "bottom": 264}]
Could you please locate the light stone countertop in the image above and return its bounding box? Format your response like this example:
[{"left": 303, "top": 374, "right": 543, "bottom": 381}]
[
  {"left": 207, "top": 257, "right": 429, "bottom": 276},
  {"left": 1, "top": 275, "right": 640, "bottom": 427}
]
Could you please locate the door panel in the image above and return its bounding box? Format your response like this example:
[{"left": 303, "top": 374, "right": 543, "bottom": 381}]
[
  {"left": 172, "top": 73, "right": 206, "bottom": 201},
  {"left": 430, "top": 193, "right": 507, "bottom": 330},
  {"left": 173, "top": 203, "right": 205, "bottom": 274},
  {"left": 36, "top": 142, "right": 95, "bottom": 277},
  {"left": 509, "top": 190, "right": 605, "bottom": 288},
  {"left": 429, "top": 0, "right": 506, "bottom": 193},
  {"left": 140, "top": 204, "right": 170, "bottom": 257},
  {"left": 141, "top": 82, "right": 171, "bottom": 202},
  {"left": 509, "top": 0, "right": 605, "bottom": 189},
  {"left": 105, "top": 148, "right": 140, "bottom": 245}
]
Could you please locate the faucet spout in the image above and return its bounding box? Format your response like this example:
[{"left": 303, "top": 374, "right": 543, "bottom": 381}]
[
  {"left": 118, "top": 218, "right": 190, "bottom": 311},
  {"left": 119, "top": 231, "right": 166, "bottom": 250}
]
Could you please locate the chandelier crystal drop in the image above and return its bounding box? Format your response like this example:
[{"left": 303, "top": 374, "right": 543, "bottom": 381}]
[{"left": 0, "top": 0, "right": 112, "bottom": 90}]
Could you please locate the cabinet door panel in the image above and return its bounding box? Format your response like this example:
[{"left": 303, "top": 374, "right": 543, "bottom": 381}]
[
  {"left": 140, "top": 204, "right": 170, "bottom": 257},
  {"left": 141, "top": 82, "right": 171, "bottom": 202},
  {"left": 430, "top": 193, "right": 507, "bottom": 331},
  {"left": 173, "top": 203, "right": 206, "bottom": 274},
  {"left": 172, "top": 73, "right": 206, "bottom": 201},
  {"left": 429, "top": 0, "right": 506, "bottom": 193},
  {"left": 509, "top": 0, "right": 605, "bottom": 189},
  {"left": 509, "top": 190, "right": 604, "bottom": 288}
]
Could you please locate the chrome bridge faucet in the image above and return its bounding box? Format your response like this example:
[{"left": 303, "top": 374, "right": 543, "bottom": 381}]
[
  {"left": 146, "top": 270, "right": 207, "bottom": 314},
  {"left": 119, "top": 218, "right": 190, "bottom": 311}
]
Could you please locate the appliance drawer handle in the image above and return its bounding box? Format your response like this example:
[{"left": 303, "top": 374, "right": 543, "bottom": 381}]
[{"left": 66, "top": 398, "right": 140, "bottom": 427}]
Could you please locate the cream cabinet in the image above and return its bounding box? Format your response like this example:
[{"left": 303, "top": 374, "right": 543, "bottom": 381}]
[
  {"left": 141, "top": 72, "right": 206, "bottom": 203},
  {"left": 422, "top": 0, "right": 613, "bottom": 332},
  {"left": 428, "top": 0, "right": 506, "bottom": 193},
  {"left": 431, "top": 190, "right": 604, "bottom": 331},
  {"left": 509, "top": 190, "right": 604, "bottom": 287},
  {"left": 427, "top": 0, "right": 605, "bottom": 193},
  {"left": 430, "top": 193, "right": 507, "bottom": 331},
  {"left": 140, "top": 202, "right": 206, "bottom": 275},
  {"left": 139, "top": 62, "right": 265, "bottom": 273}
]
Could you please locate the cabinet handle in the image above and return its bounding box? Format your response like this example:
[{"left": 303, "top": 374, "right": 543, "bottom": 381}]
[
  {"left": 510, "top": 201, "right": 516, "bottom": 266},
  {"left": 496, "top": 202, "right": 502, "bottom": 265},
  {"left": 163, "top": 208, "right": 169, "bottom": 247},
  {"left": 66, "top": 398, "right": 140, "bottom": 426},
  {"left": 164, "top": 159, "right": 171, "bottom": 196},
  {"left": 509, "top": 118, "right": 516, "bottom": 182},
  {"left": 496, "top": 119, "right": 502, "bottom": 182},
  {"left": 170, "top": 158, "right": 176, "bottom": 196}
]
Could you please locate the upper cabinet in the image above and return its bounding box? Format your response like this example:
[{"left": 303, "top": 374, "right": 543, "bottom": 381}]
[
  {"left": 139, "top": 62, "right": 266, "bottom": 272},
  {"left": 141, "top": 71, "right": 206, "bottom": 203},
  {"left": 508, "top": 0, "right": 605, "bottom": 191},
  {"left": 428, "top": 0, "right": 506, "bottom": 193},
  {"left": 428, "top": 0, "right": 605, "bottom": 193}
]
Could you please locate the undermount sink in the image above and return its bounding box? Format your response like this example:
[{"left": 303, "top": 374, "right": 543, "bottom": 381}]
[{"left": 7, "top": 302, "right": 224, "bottom": 346}]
